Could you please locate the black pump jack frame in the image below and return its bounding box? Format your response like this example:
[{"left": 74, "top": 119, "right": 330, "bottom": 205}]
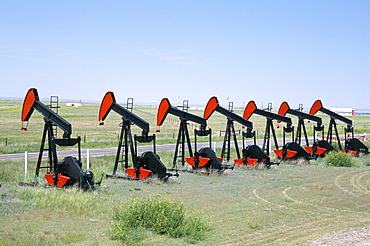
[{"left": 173, "top": 119, "right": 193, "bottom": 167}]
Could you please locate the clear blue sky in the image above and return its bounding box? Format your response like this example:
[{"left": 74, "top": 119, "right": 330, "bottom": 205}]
[{"left": 1, "top": 1, "right": 369, "bottom": 109}]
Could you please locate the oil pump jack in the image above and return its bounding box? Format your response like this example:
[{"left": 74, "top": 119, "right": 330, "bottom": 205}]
[
  {"left": 243, "top": 101, "right": 293, "bottom": 165},
  {"left": 309, "top": 99, "right": 368, "bottom": 156},
  {"left": 99, "top": 91, "right": 176, "bottom": 180},
  {"left": 157, "top": 98, "right": 225, "bottom": 172},
  {"left": 203, "top": 96, "right": 254, "bottom": 163},
  {"left": 276, "top": 101, "right": 323, "bottom": 161},
  {"left": 20, "top": 88, "right": 98, "bottom": 190}
]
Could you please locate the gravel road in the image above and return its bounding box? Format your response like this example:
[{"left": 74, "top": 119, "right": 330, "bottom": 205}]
[{"left": 304, "top": 226, "right": 370, "bottom": 245}]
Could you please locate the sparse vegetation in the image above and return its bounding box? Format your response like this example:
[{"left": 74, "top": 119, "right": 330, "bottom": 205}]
[
  {"left": 324, "top": 151, "right": 355, "bottom": 167},
  {"left": 110, "top": 197, "right": 209, "bottom": 244}
]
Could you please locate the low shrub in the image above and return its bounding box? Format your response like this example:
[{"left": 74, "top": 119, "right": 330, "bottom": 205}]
[
  {"left": 324, "top": 151, "right": 355, "bottom": 167},
  {"left": 110, "top": 197, "right": 209, "bottom": 244},
  {"left": 169, "top": 214, "right": 210, "bottom": 243}
]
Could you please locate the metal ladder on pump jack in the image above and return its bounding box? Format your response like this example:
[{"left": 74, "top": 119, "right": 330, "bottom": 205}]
[
  {"left": 243, "top": 101, "right": 293, "bottom": 166},
  {"left": 116, "top": 97, "right": 135, "bottom": 171},
  {"left": 49, "top": 95, "right": 60, "bottom": 138},
  {"left": 34, "top": 95, "right": 61, "bottom": 176},
  {"left": 175, "top": 100, "right": 189, "bottom": 166},
  {"left": 38, "top": 95, "right": 61, "bottom": 176},
  {"left": 126, "top": 97, "right": 134, "bottom": 112},
  {"left": 221, "top": 101, "right": 235, "bottom": 161}
]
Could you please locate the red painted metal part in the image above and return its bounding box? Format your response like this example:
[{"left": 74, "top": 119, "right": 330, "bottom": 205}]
[
  {"left": 126, "top": 167, "right": 152, "bottom": 179},
  {"left": 21, "top": 88, "right": 39, "bottom": 123},
  {"left": 203, "top": 96, "right": 219, "bottom": 119},
  {"left": 277, "top": 101, "right": 290, "bottom": 123},
  {"left": 304, "top": 146, "right": 327, "bottom": 155},
  {"left": 286, "top": 149, "right": 297, "bottom": 158},
  {"left": 98, "top": 91, "right": 115, "bottom": 123},
  {"left": 342, "top": 150, "right": 357, "bottom": 156},
  {"left": 274, "top": 149, "right": 297, "bottom": 159},
  {"left": 273, "top": 149, "right": 283, "bottom": 158},
  {"left": 157, "top": 98, "right": 171, "bottom": 126},
  {"left": 243, "top": 100, "right": 257, "bottom": 120},
  {"left": 247, "top": 158, "right": 259, "bottom": 166},
  {"left": 234, "top": 158, "right": 259, "bottom": 166},
  {"left": 234, "top": 158, "right": 243, "bottom": 166},
  {"left": 309, "top": 99, "right": 323, "bottom": 115},
  {"left": 44, "top": 173, "right": 70, "bottom": 187},
  {"left": 185, "top": 156, "right": 210, "bottom": 167},
  {"left": 304, "top": 146, "right": 313, "bottom": 154},
  {"left": 278, "top": 101, "right": 290, "bottom": 117}
]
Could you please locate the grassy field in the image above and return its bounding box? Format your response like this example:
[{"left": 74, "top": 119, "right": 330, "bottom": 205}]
[
  {"left": 1, "top": 99, "right": 370, "bottom": 245},
  {"left": 2, "top": 155, "right": 370, "bottom": 245}
]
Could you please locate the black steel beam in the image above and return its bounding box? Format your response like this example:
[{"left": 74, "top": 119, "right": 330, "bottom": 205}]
[
  {"left": 216, "top": 106, "right": 253, "bottom": 129},
  {"left": 287, "top": 109, "right": 322, "bottom": 124},
  {"left": 111, "top": 103, "right": 150, "bottom": 133},
  {"left": 34, "top": 101, "right": 72, "bottom": 136},
  {"left": 319, "top": 107, "right": 352, "bottom": 126},
  {"left": 168, "top": 107, "right": 207, "bottom": 126},
  {"left": 254, "top": 108, "right": 292, "bottom": 124}
]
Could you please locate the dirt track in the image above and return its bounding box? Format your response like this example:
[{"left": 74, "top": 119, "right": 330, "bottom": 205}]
[{"left": 305, "top": 226, "right": 370, "bottom": 245}]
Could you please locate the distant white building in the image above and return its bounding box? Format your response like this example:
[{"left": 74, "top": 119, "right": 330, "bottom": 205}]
[
  {"left": 189, "top": 106, "right": 205, "bottom": 111},
  {"left": 66, "top": 100, "right": 82, "bottom": 108},
  {"left": 327, "top": 108, "right": 354, "bottom": 116}
]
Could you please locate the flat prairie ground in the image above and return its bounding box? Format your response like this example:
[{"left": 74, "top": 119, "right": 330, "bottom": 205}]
[{"left": 2, "top": 155, "right": 370, "bottom": 245}]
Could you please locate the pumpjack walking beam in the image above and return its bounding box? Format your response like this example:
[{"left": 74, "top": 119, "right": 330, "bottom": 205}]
[
  {"left": 203, "top": 96, "right": 253, "bottom": 161},
  {"left": 99, "top": 91, "right": 154, "bottom": 175},
  {"left": 157, "top": 98, "right": 207, "bottom": 167},
  {"left": 21, "top": 88, "right": 95, "bottom": 189},
  {"left": 243, "top": 100, "right": 292, "bottom": 155}
]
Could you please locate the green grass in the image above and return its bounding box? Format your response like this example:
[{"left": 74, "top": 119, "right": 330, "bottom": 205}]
[
  {"left": 110, "top": 197, "right": 209, "bottom": 244},
  {"left": 324, "top": 151, "right": 356, "bottom": 167},
  {"left": 2, "top": 153, "right": 370, "bottom": 245}
]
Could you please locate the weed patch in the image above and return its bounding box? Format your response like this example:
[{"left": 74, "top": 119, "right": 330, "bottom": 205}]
[
  {"left": 324, "top": 151, "right": 355, "bottom": 167},
  {"left": 110, "top": 197, "right": 209, "bottom": 244},
  {"left": 360, "top": 155, "right": 370, "bottom": 166}
]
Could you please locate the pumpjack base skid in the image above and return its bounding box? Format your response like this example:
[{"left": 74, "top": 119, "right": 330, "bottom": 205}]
[
  {"left": 167, "top": 166, "right": 232, "bottom": 175},
  {"left": 106, "top": 172, "right": 179, "bottom": 181},
  {"left": 19, "top": 182, "right": 48, "bottom": 188},
  {"left": 105, "top": 173, "right": 142, "bottom": 181}
]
